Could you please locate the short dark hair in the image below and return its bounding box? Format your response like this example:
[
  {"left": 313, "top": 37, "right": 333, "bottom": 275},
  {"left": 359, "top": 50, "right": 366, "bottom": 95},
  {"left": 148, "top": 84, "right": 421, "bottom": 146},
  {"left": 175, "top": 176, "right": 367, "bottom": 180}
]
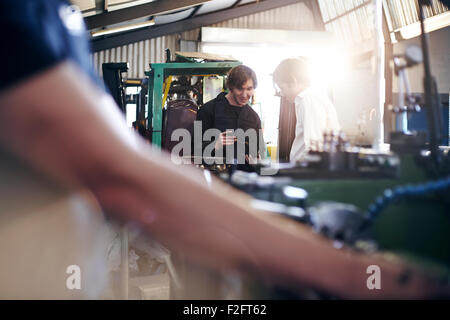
[
  {"left": 273, "top": 57, "right": 311, "bottom": 87},
  {"left": 226, "top": 65, "right": 257, "bottom": 90}
]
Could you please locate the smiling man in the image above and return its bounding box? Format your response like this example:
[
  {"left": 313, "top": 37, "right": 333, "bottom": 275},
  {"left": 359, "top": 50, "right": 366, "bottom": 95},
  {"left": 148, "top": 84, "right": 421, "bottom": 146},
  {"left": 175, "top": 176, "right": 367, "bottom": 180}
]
[{"left": 196, "top": 65, "right": 263, "bottom": 164}]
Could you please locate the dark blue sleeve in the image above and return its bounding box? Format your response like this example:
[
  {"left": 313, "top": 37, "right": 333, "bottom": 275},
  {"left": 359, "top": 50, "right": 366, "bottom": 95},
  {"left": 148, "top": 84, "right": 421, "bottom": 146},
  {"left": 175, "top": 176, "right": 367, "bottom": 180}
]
[{"left": 0, "top": 0, "right": 101, "bottom": 92}]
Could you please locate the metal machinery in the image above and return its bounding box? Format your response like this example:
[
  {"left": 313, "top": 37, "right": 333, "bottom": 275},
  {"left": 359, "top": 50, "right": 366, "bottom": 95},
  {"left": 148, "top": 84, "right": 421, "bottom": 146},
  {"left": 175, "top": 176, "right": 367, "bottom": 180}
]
[
  {"left": 102, "top": 62, "right": 129, "bottom": 113},
  {"left": 145, "top": 51, "right": 241, "bottom": 148},
  {"left": 170, "top": 1, "right": 450, "bottom": 299},
  {"left": 121, "top": 4, "right": 450, "bottom": 299},
  {"left": 202, "top": 1, "right": 450, "bottom": 298}
]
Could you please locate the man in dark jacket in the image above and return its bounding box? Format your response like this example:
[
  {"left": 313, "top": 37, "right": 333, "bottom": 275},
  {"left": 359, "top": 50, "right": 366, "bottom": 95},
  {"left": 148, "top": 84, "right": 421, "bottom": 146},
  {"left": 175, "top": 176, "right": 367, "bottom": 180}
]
[{"left": 196, "top": 65, "right": 263, "bottom": 164}]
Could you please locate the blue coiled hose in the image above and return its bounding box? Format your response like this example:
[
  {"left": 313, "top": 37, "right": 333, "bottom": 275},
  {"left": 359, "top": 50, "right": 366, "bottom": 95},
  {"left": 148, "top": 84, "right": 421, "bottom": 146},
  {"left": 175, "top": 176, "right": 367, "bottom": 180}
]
[{"left": 366, "top": 176, "right": 450, "bottom": 221}]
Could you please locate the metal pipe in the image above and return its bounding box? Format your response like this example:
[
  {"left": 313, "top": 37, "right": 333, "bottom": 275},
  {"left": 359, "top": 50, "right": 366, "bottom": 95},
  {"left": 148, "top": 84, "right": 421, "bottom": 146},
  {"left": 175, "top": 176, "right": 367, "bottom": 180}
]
[{"left": 373, "top": 0, "right": 385, "bottom": 150}]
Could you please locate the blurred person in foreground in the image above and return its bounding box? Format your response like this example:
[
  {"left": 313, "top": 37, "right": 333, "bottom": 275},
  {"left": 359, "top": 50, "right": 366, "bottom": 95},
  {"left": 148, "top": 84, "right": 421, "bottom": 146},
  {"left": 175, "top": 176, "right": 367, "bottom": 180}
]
[{"left": 0, "top": 0, "right": 447, "bottom": 299}]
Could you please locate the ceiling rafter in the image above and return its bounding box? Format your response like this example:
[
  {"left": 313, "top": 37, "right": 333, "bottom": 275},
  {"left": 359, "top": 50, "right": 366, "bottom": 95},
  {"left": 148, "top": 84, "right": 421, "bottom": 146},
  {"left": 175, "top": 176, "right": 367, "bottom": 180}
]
[
  {"left": 86, "top": 0, "right": 212, "bottom": 30},
  {"left": 91, "top": 0, "right": 306, "bottom": 52}
]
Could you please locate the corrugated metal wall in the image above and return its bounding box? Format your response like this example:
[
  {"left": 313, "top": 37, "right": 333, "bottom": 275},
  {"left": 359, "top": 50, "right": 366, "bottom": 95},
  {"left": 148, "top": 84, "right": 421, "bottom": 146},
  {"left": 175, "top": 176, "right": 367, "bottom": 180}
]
[
  {"left": 318, "top": 0, "right": 375, "bottom": 53},
  {"left": 92, "top": 35, "right": 178, "bottom": 78},
  {"left": 91, "top": 2, "right": 315, "bottom": 78},
  {"left": 180, "top": 1, "right": 315, "bottom": 40},
  {"left": 211, "top": 2, "right": 315, "bottom": 29},
  {"left": 383, "top": 0, "right": 448, "bottom": 31}
]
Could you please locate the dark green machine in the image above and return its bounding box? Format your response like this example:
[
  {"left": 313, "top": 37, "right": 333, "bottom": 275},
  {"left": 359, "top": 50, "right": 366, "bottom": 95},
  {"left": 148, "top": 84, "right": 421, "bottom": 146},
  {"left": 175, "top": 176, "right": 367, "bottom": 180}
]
[
  {"left": 289, "top": 153, "right": 450, "bottom": 270},
  {"left": 204, "top": 147, "right": 450, "bottom": 299},
  {"left": 225, "top": 143, "right": 449, "bottom": 275}
]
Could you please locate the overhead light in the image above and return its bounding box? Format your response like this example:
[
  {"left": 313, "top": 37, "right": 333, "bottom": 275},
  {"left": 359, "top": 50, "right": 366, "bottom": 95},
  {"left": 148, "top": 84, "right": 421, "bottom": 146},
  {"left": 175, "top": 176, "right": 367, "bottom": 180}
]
[
  {"left": 91, "top": 19, "right": 155, "bottom": 37},
  {"left": 106, "top": 0, "right": 157, "bottom": 12},
  {"left": 71, "top": 0, "right": 96, "bottom": 11},
  {"left": 398, "top": 11, "right": 450, "bottom": 40}
]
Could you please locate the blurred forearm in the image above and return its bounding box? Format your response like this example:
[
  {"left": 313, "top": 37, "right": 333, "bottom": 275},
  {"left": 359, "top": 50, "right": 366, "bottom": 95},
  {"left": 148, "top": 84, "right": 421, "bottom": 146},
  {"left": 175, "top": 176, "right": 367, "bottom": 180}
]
[
  {"left": 0, "top": 62, "right": 444, "bottom": 299},
  {"left": 0, "top": 62, "right": 259, "bottom": 270},
  {"left": 0, "top": 62, "right": 346, "bottom": 281}
]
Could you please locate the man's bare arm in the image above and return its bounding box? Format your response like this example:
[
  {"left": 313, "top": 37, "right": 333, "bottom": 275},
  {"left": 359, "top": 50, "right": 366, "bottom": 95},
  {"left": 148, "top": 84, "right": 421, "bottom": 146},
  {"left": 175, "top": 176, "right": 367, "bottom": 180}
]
[
  {"left": 0, "top": 62, "right": 446, "bottom": 299},
  {"left": 0, "top": 62, "right": 291, "bottom": 271}
]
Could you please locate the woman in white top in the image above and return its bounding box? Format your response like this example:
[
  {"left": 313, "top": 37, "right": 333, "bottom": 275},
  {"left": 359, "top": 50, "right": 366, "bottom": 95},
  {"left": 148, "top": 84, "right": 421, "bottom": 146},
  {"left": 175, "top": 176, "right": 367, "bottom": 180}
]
[{"left": 273, "top": 58, "right": 341, "bottom": 161}]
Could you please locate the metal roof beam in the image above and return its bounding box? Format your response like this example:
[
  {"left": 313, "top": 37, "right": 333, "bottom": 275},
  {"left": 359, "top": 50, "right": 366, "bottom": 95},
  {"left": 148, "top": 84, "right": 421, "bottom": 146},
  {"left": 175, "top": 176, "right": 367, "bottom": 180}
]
[
  {"left": 91, "top": 0, "right": 306, "bottom": 52},
  {"left": 86, "top": 0, "right": 212, "bottom": 30},
  {"left": 306, "top": 0, "right": 325, "bottom": 31},
  {"left": 232, "top": 0, "right": 243, "bottom": 8},
  {"left": 187, "top": 4, "right": 203, "bottom": 19}
]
